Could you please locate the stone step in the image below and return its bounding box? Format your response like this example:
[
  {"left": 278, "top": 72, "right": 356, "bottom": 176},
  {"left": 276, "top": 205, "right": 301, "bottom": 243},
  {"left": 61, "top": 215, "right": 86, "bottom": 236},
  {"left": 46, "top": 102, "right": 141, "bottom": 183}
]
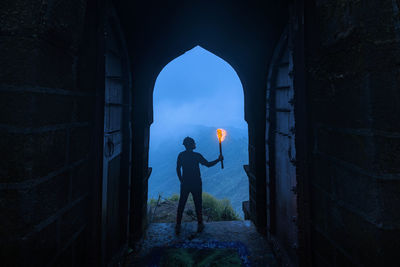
[{"left": 126, "top": 221, "right": 278, "bottom": 266}]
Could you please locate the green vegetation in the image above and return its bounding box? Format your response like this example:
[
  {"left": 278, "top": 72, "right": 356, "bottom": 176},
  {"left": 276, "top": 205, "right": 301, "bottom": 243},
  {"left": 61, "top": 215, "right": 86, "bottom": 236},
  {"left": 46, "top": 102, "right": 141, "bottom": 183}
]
[
  {"left": 200, "top": 192, "right": 240, "bottom": 221},
  {"left": 168, "top": 194, "right": 180, "bottom": 201},
  {"left": 160, "top": 248, "right": 242, "bottom": 267},
  {"left": 149, "top": 197, "right": 159, "bottom": 206},
  {"left": 148, "top": 192, "right": 240, "bottom": 222}
]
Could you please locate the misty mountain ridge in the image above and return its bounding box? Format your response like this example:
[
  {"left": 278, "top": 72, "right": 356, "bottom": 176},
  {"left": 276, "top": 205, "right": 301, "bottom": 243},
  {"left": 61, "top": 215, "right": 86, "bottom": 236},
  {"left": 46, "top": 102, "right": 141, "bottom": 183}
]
[{"left": 149, "top": 124, "right": 249, "bottom": 218}]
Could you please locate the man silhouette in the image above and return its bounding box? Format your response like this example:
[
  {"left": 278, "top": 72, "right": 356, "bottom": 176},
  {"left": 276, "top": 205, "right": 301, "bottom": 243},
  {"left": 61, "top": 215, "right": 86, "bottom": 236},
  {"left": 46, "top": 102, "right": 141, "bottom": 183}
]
[{"left": 175, "top": 136, "right": 223, "bottom": 234}]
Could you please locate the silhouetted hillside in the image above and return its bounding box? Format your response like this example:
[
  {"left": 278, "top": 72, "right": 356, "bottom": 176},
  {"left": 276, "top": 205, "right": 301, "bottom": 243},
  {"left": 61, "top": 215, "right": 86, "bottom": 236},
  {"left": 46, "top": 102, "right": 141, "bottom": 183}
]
[{"left": 149, "top": 124, "right": 249, "bottom": 218}]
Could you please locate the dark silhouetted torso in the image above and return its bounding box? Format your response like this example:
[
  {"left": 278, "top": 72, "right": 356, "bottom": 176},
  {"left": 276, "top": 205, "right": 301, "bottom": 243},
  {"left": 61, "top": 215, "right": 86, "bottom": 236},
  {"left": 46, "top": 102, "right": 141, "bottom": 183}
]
[{"left": 177, "top": 151, "right": 207, "bottom": 184}]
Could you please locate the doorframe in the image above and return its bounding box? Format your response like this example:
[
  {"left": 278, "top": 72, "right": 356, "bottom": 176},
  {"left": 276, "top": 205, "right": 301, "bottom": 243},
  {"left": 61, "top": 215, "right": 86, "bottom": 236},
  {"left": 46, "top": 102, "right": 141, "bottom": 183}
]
[
  {"left": 92, "top": 0, "right": 133, "bottom": 265},
  {"left": 265, "top": 2, "right": 312, "bottom": 266},
  {"left": 291, "top": 1, "right": 312, "bottom": 266},
  {"left": 266, "top": 25, "right": 297, "bottom": 267}
]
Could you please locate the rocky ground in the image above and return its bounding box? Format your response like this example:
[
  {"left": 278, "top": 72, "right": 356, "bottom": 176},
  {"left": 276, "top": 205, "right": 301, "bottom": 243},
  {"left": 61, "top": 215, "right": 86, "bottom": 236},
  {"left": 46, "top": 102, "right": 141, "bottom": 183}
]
[
  {"left": 126, "top": 221, "right": 278, "bottom": 267},
  {"left": 148, "top": 194, "right": 239, "bottom": 223},
  {"left": 148, "top": 198, "right": 198, "bottom": 223}
]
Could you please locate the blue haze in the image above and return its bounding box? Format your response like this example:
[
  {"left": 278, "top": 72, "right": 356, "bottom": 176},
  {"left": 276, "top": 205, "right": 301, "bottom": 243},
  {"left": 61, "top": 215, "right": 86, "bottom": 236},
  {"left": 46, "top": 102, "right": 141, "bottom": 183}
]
[{"left": 149, "top": 46, "right": 249, "bottom": 217}]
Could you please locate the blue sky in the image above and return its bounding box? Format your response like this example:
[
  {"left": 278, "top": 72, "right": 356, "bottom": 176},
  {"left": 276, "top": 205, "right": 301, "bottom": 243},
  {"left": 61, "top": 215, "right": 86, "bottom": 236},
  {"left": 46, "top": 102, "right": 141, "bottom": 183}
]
[{"left": 151, "top": 46, "right": 246, "bottom": 146}]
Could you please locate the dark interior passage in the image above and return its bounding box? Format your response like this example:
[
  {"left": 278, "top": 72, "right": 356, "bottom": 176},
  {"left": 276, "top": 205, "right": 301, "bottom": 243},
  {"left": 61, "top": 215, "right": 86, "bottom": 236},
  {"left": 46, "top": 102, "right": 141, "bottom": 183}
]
[{"left": 1, "top": 0, "right": 399, "bottom": 267}]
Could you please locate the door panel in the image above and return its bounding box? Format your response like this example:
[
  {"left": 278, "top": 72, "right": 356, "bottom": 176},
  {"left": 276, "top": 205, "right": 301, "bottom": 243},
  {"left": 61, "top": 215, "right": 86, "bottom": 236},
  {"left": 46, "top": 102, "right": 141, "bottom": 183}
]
[
  {"left": 105, "top": 105, "right": 123, "bottom": 132},
  {"left": 105, "top": 79, "right": 124, "bottom": 104},
  {"left": 106, "top": 155, "right": 122, "bottom": 260},
  {"left": 276, "top": 65, "right": 290, "bottom": 88},
  {"left": 266, "top": 26, "right": 298, "bottom": 265},
  {"left": 275, "top": 89, "right": 293, "bottom": 110},
  {"left": 101, "top": 4, "right": 132, "bottom": 265},
  {"left": 276, "top": 112, "right": 291, "bottom": 135}
]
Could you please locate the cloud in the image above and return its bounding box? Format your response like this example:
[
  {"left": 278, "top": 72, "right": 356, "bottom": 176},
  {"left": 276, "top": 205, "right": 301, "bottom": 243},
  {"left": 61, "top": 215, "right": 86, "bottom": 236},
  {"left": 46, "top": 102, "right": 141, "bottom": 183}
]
[{"left": 150, "top": 46, "right": 247, "bottom": 148}]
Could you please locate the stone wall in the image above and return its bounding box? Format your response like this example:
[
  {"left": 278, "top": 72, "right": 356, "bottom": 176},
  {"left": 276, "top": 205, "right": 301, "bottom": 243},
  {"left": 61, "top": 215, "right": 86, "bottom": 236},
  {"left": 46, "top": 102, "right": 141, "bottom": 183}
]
[
  {"left": 0, "top": 0, "right": 97, "bottom": 265},
  {"left": 307, "top": 0, "right": 400, "bottom": 266},
  {"left": 1, "top": 0, "right": 399, "bottom": 266}
]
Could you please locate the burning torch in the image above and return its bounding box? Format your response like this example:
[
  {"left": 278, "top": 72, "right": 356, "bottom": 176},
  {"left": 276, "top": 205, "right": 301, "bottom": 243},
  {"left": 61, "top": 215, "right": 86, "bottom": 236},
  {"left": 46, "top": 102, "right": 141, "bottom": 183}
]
[{"left": 216, "top": 128, "right": 227, "bottom": 169}]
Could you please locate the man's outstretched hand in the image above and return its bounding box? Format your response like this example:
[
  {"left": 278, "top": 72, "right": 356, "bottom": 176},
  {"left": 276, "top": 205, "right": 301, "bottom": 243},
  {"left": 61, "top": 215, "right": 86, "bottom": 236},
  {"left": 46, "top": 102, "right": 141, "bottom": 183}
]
[{"left": 218, "top": 155, "right": 224, "bottom": 161}]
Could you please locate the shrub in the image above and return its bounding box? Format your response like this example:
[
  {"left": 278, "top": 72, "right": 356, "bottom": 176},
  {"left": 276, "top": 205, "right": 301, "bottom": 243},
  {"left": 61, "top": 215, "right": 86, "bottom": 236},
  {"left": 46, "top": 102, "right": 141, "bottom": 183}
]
[
  {"left": 168, "top": 194, "right": 180, "bottom": 201},
  {"left": 149, "top": 198, "right": 158, "bottom": 206},
  {"left": 195, "top": 192, "right": 240, "bottom": 221},
  {"left": 150, "top": 192, "right": 240, "bottom": 222}
]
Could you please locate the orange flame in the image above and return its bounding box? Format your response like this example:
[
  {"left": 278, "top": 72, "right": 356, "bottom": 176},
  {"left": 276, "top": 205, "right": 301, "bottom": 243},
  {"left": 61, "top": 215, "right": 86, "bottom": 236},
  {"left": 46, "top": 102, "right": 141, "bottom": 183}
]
[{"left": 217, "top": 128, "right": 227, "bottom": 142}]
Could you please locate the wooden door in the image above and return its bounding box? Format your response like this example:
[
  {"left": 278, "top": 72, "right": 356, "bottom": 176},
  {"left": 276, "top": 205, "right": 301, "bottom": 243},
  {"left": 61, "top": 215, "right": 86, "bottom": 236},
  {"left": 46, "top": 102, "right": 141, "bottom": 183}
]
[
  {"left": 266, "top": 27, "right": 298, "bottom": 265},
  {"left": 101, "top": 4, "right": 132, "bottom": 265}
]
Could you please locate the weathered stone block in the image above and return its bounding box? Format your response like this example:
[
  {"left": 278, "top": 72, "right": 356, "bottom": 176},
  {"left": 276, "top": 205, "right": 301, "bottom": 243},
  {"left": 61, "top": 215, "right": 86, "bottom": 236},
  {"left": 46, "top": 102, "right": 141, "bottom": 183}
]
[
  {"left": 330, "top": 164, "right": 380, "bottom": 221},
  {"left": 369, "top": 70, "right": 400, "bottom": 132},
  {"left": 0, "top": 90, "right": 74, "bottom": 127},
  {"left": 361, "top": 3, "right": 398, "bottom": 45},
  {"left": 0, "top": 189, "right": 30, "bottom": 240},
  {"left": 32, "top": 130, "right": 68, "bottom": 178},
  {"left": 42, "top": 0, "right": 87, "bottom": 50},
  {"left": 311, "top": 228, "right": 335, "bottom": 264},
  {"left": 0, "top": 241, "right": 21, "bottom": 266},
  {"left": 309, "top": 71, "right": 371, "bottom": 129},
  {"left": 315, "top": 0, "right": 395, "bottom": 48},
  {"left": 310, "top": 185, "right": 330, "bottom": 232},
  {"left": 21, "top": 220, "right": 59, "bottom": 267},
  {"left": 0, "top": 91, "right": 35, "bottom": 127},
  {"left": 69, "top": 126, "right": 91, "bottom": 162},
  {"left": 373, "top": 135, "right": 400, "bottom": 174},
  {"left": 316, "top": 127, "right": 374, "bottom": 171},
  {"left": 315, "top": 0, "right": 361, "bottom": 48},
  {"left": 0, "top": 130, "right": 67, "bottom": 182},
  {"left": 312, "top": 156, "right": 333, "bottom": 193},
  {"left": 73, "top": 229, "right": 88, "bottom": 265},
  {"left": 334, "top": 249, "right": 355, "bottom": 267},
  {"left": 364, "top": 42, "right": 400, "bottom": 72},
  {"left": 318, "top": 35, "right": 365, "bottom": 74},
  {"left": 1, "top": 0, "right": 87, "bottom": 50},
  {"left": 60, "top": 200, "right": 87, "bottom": 245},
  {"left": 53, "top": 242, "right": 73, "bottom": 267},
  {"left": 1, "top": 219, "right": 59, "bottom": 266},
  {"left": 22, "top": 170, "right": 70, "bottom": 226},
  {"left": 0, "top": 0, "right": 45, "bottom": 34},
  {"left": 377, "top": 179, "right": 400, "bottom": 227},
  {"left": 71, "top": 95, "right": 95, "bottom": 123},
  {"left": 326, "top": 203, "right": 381, "bottom": 266},
  {"left": 379, "top": 229, "right": 400, "bottom": 267},
  {"left": 0, "top": 36, "right": 75, "bottom": 89},
  {"left": 0, "top": 172, "right": 69, "bottom": 245},
  {"left": 70, "top": 161, "right": 90, "bottom": 200},
  {"left": 312, "top": 250, "right": 333, "bottom": 267},
  {"left": 316, "top": 128, "right": 400, "bottom": 174}
]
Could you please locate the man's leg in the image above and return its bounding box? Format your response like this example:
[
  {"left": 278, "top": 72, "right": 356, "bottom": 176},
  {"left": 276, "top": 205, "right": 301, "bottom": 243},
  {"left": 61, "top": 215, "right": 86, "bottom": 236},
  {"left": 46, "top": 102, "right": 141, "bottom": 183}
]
[
  {"left": 192, "top": 185, "right": 203, "bottom": 225},
  {"left": 176, "top": 184, "right": 190, "bottom": 225}
]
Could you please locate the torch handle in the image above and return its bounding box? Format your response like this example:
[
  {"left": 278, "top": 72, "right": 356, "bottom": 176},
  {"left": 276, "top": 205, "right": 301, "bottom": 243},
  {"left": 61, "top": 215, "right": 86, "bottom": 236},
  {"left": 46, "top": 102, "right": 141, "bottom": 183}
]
[{"left": 219, "top": 141, "right": 224, "bottom": 169}]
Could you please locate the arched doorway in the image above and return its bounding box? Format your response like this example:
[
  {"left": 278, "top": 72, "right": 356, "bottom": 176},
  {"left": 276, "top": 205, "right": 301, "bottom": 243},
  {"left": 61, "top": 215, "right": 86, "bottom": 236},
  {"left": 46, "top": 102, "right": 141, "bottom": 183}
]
[{"left": 149, "top": 46, "right": 249, "bottom": 220}]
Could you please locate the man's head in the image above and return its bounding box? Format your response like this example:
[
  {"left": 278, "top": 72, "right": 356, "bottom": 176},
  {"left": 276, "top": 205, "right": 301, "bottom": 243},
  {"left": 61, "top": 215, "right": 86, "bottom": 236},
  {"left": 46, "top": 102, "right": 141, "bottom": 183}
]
[{"left": 183, "top": 136, "right": 196, "bottom": 150}]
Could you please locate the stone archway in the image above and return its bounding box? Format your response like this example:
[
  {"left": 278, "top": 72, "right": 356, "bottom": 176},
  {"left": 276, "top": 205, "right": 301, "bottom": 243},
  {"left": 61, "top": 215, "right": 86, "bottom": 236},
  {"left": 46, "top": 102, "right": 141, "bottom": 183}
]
[{"left": 122, "top": 1, "right": 290, "bottom": 244}]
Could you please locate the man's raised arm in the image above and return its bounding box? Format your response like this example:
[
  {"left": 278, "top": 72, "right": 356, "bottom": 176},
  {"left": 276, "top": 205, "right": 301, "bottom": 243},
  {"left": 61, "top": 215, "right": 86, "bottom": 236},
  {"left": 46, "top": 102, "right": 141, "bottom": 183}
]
[{"left": 199, "top": 154, "right": 223, "bottom": 167}]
